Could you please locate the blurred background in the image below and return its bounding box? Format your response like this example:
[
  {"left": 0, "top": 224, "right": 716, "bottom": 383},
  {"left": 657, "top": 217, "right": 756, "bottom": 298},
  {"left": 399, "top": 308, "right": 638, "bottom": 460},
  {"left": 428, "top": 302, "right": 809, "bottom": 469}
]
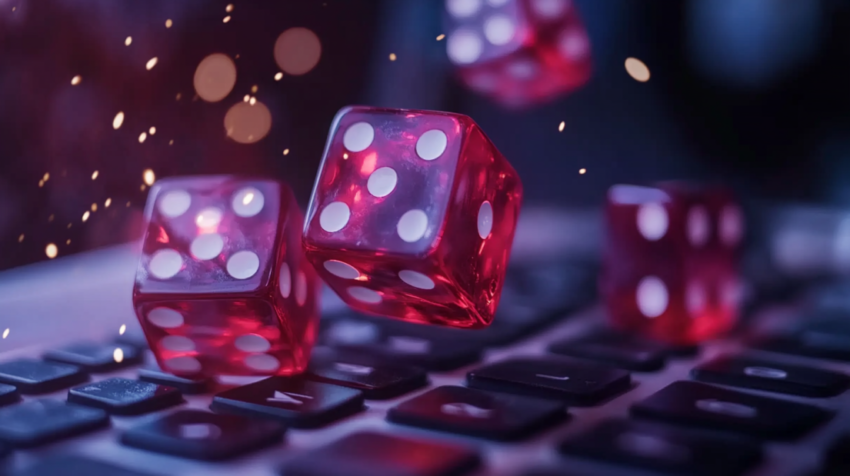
[{"left": 1, "top": 0, "right": 849, "bottom": 272}]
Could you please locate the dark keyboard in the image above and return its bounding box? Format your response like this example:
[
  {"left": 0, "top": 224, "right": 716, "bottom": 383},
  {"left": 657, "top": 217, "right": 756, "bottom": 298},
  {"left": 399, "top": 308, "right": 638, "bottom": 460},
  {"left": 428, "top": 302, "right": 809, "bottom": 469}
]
[{"left": 0, "top": 256, "right": 849, "bottom": 476}]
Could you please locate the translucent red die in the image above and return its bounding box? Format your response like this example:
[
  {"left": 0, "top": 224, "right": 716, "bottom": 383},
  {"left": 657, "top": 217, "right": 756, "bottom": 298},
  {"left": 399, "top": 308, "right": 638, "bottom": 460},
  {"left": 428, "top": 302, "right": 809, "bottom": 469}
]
[
  {"left": 601, "top": 183, "right": 745, "bottom": 345},
  {"left": 444, "top": 0, "right": 592, "bottom": 108},
  {"left": 133, "top": 176, "right": 320, "bottom": 377},
  {"left": 303, "top": 106, "right": 523, "bottom": 328}
]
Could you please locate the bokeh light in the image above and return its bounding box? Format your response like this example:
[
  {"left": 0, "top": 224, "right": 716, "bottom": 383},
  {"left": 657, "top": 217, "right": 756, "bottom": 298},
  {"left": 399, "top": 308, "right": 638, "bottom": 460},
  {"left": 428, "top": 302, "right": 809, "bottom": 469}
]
[
  {"left": 91, "top": 170, "right": 99, "bottom": 180},
  {"left": 113, "top": 348, "right": 124, "bottom": 363},
  {"left": 17, "top": 234, "right": 23, "bottom": 243},
  {"left": 70, "top": 75, "right": 81, "bottom": 85},
  {"left": 143, "top": 169, "right": 156, "bottom": 185},
  {"left": 274, "top": 27, "right": 321, "bottom": 75},
  {"left": 138, "top": 132, "right": 147, "bottom": 143},
  {"left": 274, "top": 72, "right": 283, "bottom": 81},
  {"left": 579, "top": 168, "right": 587, "bottom": 174},
  {"left": 119, "top": 324, "right": 126, "bottom": 335},
  {"left": 558, "top": 121, "right": 565, "bottom": 132},
  {"left": 124, "top": 36, "right": 132, "bottom": 46},
  {"left": 283, "top": 148, "right": 290, "bottom": 155},
  {"left": 82, "top": 211, "right": 90, "bottom": 222},
  {"left": 146, "top": 57, "right": 158, "bottom": 71},
  {"left": 165, "top": 19, "right": 173, "bottom": 28},
  {"left": 105, "top": 198, "right": 112, "bottom": 207},
  {"left": 113, "top": 111, "right": 124, "bottom": 129},
  {"left": 149, "top": 127, "right": 156, "bottom": 135},
  {"left": 436, "top": 34, "right": 445, "bottom": 41},
  {"left": 2, "top": 329, "right": 8, "bottom": 339},
  {"left": 223, "top": 16, "right": 231, "bottom": 23},
  {"left": 625, "top": 57, "right": 650, "bottom": 82},
  {"left": 226, "top": 4, "right": 234, "bottom": 12},
  {"left": 45, "top": 243, "right": 58, "bottom": 259},
  {"left": 389, "top": 53, "right": 397, "bottom": 61},
  {"left": 194, "top": 53, "right": 237, "bottom": 102},
  {"left": 224, "top": 100, "right": 272, "bottom": 144}
]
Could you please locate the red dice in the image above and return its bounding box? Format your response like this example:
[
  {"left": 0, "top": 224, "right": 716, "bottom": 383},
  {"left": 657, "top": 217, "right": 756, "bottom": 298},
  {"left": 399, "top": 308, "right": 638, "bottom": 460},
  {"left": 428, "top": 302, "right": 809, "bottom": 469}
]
[
  {"left": 444, "top": 0, "right": 592, "bottom": 108},
  {"left": 601, "top": 183, "right": 745, "bottom": 345},
  {"left": 303, "top": 106, "right": 523, "bottom": 328},
  {"left": 133, "top": 176, "right": 320, "bottom": 377}
]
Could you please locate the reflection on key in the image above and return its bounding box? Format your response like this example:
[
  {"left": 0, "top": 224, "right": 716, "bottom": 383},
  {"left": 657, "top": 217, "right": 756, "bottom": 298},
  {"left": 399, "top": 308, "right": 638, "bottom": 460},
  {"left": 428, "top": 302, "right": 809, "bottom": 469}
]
[
  {"left": 695, "top": 399, "right": 758, "bottom": 418},
  {"left": 441, "top": 402, "right": 494, "bottom": 419},
  {"left": 179, "top": 423, "right": 222, "bottom": 440},
  {"left": 616, "top": 431, "right": 692, "bottom": 462}
]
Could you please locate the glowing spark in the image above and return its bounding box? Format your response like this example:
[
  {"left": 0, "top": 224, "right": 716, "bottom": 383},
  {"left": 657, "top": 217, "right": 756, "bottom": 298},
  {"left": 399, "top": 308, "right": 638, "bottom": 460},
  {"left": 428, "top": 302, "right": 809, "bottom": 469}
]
[
  {"left": 226, "top": 3, "right": 233, "bottom": 12},
  {"left": 149, "top": 126, "right": 156, "bottom": 135},
  {"left": 105, "top": 198, "right": 112, "bottom": 208},
  {"left": 274, "top": 72, "right": 283, "bottom": 81},
  {"left": 143, "top": 169, "right": 155, "bottom": 186},
  {"left": 71, "top": 75, "right": 82, "bottom": 86},
  {"left": 17, "top": 234, "right": 24, "bottom": 243},
  {"left": 139, "top": 132, "right": 147, "bottom": 143},
  {"left": 146, "top": 57, "right": 158, "bottom": 70},
  {"left": 140, "top": 184, "right": 146, "bottom": 191},
  {"left": 113, "top": 348, "right": 124, "bottom": 363},
  {"left": 343, "top": 153, "right": 349, "bottom": 160},
  {"left": 165, "top": 19, "right": 173, "bottom": 28},
  {"left": 119, "top": 324, "right": 126, "bottom": 335},
  {"left": 558, "top": 121, "right": 565, "bottom": 132},
  {"left": 579, "top": 168, "right": 586, "bottom": 174},
  {"left": 389, "top": 53, "right": 397, "bottom": 61},
  {"left": 242, "top": 192, "right": 255, "bottom": 205},
  {"left": 176, "top": 93, "right": 182, "bottom": 100},
  {"left": 66, "top": 239, "right": 70, "bottom": 245},
  {"left": 113, "top": 111, "right": 124, "bottom": 129},
  {"left": 45, "top": 243, "right": 58, "bottom": 259},
  {"left": 243, "top": 94, "right": 250, "bottom": 102},
  {"left": 436, "top": 34, "right": 445, "bottom": 41},
  {"left": 251, "top": 85, "right": 258, "bottom": 93},
  {"left": 168, "top": 140, "right": 174, "bottom": 145},
  {"left": 125, "top": 36, "right": 132, "bottom": 46},
  {"left": 67, "top": 223, "right": 72, "bottom": 229},
  {"left": 38, "top": 180, "right": 44, "bottom": 187},
  {"left": 2, "top": 329, "right": 8, "bottom": 339},
  {"left": 249, "top": 96, "right": 257, "bottom": 105},
  {"left": 91, "top": 203, "right": 97, "bottom": 212},
  {"left": 82, "top": 211, "right": 90, "bottom": 222},
  {"left": 283, "top": 149, "right": 290, "bottom": 156},
  {"left": 91, "top": 170, "right": 99, "bottom": 180},
  {"left": 223, "top": 15, "right": 231, "bottom": 23},
  {"left": 43, "top": 172, "right": 49, "bottom": 181},
  {"left": 126, "top": 201, "right": 131, "bottom": 207},
  {"left": 625, "top": 57, "right": 650, "bottom": 82}
]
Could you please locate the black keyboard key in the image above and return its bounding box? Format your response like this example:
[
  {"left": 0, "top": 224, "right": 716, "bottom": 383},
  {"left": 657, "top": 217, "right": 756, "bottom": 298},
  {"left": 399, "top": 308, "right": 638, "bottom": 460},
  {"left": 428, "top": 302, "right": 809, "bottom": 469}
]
[
  {"left": 387, "top": 385, "right": 567, "bottom": 441},
  {"left": 467, "top": 357, "right": 631, "bottom": 406},
  {"left": 691, "top": 355, "right": 850, "bottom": 397},
  {"left": 138, "top": 365, "right": 212, "bottom": 395},
  {"left": 68, "top": 378, "right": 182, "bottom": 415},
  {"left": 44, "top": 342, "right": 142, "bottom": 372},
  {"left": 323, "top": 319, "right": 482, "bottom": 371},
  {"left": 13, "top": 455, "right": 158, "bottom": 476},
  {"left": 631, "top": 381, "right": 832, "bottom": 439},
  {"left": 0, "top": 360, "right": 87, "bottom": 394},
  {"left": 280, "top": 431, "right": 480, "bottom": 476},
  {"left": 0, "top": 384, "right": 18, "bottom": 406},
  {"left": 0, "top": 399, "right": 109, "bottom": 447},
  {"left": 307, "top": 357, "right": 427, "bottom": 400},
  {"left": 549, "top": 333, "right": 668, "bottom": 371},
  {"left": 755, "top": 335, "right": 850, "bottom": 362},
  {"left": 823, "top": 433, "right": 850, "bottom": 475},
  {"left": 121, "top": 409, "right": 284, "bottom": 461},
  {"left": 559, "top": 419, "right": 762, "bottom": 476},
  {"left": 211, "top": 377, "right": 363, "bottom": 428}
]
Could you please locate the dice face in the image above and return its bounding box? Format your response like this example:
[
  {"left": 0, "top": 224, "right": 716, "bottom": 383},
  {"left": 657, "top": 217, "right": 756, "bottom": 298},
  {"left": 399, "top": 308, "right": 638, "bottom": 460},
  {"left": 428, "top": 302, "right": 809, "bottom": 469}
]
[
  {"left": 601, "top": 184, "right": 744, "bottom": 345},
  {"left": 133, "top": 176, "right": 320, "bottom": 377},
  {"left": 445, "top": 0, "right": 592, "bottom": 108},
  {"left": 303, "top": 106, "right": 523, "bottom": 328}
]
